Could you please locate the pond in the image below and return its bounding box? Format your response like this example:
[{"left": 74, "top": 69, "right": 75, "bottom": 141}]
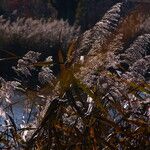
[{"left": 0, "top": 91, "right": 38, "bottom": 130}]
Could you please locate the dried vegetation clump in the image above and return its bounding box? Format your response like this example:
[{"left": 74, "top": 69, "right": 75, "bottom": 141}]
[
  {"left": 0, "top": 16, "right": 80, "bottom": 53},
  {"left": 0, "top": 1, "right": 150, "bottom": 150}
]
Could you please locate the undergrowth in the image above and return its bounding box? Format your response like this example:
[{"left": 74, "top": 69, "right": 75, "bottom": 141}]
[{"left": 0, "top": 1, "right": 150, "bottom": 150}]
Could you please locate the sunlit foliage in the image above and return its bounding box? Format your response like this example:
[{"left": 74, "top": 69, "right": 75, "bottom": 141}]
[{"left": 0, "top": 1, "right": 150, "bottom": 150}]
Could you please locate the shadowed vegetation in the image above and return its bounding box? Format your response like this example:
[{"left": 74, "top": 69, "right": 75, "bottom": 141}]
[{"left": 0, "top": 1, "right": 150, "bottom": 150}]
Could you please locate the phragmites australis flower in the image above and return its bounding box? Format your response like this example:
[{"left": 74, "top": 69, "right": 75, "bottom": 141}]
[{"left": 13, "top": 51, "right": 41, "bottom": 77}]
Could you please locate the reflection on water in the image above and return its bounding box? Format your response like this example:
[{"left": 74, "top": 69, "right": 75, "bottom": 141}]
[{"left": 0, "top": 91, "right": 38, "bottom": 129}]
